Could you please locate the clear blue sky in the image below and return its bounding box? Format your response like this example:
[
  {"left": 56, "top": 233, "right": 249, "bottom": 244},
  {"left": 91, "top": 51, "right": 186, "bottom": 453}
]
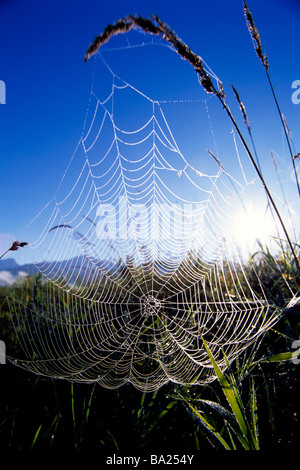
[{"left": 1, "top": 0, "right": 300, "bottom": 262}]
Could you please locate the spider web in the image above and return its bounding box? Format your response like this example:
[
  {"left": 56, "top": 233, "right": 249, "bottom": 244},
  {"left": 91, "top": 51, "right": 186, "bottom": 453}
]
[{"left": 7, "top": 30, "right": 281, "bottom": 391}]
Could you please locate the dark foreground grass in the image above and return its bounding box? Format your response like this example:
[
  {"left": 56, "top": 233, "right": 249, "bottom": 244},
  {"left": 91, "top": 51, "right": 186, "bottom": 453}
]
[
  {"left": 1, "top": 270, "right": 300, "bottom": 453},
  {"left": 1, "top": 237, "right": 300, "bottom": 452},
  {"left": 0, "top": 350, "right": 299, "bottom": 453},
  {"left": 1, "top": 5, "right": 300, "bottom": 455}
]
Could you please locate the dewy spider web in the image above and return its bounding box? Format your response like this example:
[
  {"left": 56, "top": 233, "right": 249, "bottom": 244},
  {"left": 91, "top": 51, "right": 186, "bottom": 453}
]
[{"left": 7, "top": 27, "right": 281, "bottom": 391}]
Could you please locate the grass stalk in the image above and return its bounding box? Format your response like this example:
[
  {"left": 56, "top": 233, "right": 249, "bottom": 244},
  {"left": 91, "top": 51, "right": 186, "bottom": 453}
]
[
  {"left": 31, "top": 423, "right": 43, "bottom": 450},
  {"left": 213, "top": 88, "right": 300, "bottom": 277},
  {"left": 177, "top": 336, "right": 260, "bottom": 450},
  {"left": 265, "top": 71, "right": 300, "bottom": 195},
  {"left": 0, "top": 241, "right": 28, "bottom": 260},
  {"left": 70, "top": 382, "right": 78, "bottom": 449},
  {"left": 83, "top": 13, "right": 300, "bottom": 278},
  {"left": 201, "top": 336, "right": 259, "bottom": 450},
  {"left": 243, "top": 0, "right": 300, "bottom": 197}
]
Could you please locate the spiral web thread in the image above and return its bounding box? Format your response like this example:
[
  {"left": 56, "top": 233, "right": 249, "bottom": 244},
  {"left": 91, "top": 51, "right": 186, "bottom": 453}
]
[{"left": 7, "top": 30, "right": 281, "bottom": 391}]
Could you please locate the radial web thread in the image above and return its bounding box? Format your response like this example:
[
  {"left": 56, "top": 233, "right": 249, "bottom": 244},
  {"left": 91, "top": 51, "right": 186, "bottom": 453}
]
[{"left": 8, "top": 32, "right": 281, "bottom": 391}]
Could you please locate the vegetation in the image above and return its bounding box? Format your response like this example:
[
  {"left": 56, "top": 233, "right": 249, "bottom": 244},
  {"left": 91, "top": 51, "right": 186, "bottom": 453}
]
[
  {"left": 1, "top": 244, "right": 300, "bottom": 452},
  {"left": 1, "top": 2, "right": 300, "bottom": 456}
]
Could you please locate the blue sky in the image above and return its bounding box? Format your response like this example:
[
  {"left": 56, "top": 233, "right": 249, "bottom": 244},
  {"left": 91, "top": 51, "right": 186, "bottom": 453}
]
[{"left": 0, "top": 0, "right": 300, "bottom": 263}]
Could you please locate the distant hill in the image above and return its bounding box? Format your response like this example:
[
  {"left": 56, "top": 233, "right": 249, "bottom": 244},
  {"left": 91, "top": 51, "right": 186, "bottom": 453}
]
[
  {"left": 0, "top": 256, "right": 117, "bottom": 286},
  {"left": 0, "top": 258, "right": 39, "bottom": 286},
  {"left": 0, "top": 258, "right": 19, "bottom": 271}
]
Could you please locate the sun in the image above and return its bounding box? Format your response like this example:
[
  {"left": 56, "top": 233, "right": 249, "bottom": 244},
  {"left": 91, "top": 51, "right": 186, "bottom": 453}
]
[{"left": 230, "top": 201, "right": 278, "bottom": 257}]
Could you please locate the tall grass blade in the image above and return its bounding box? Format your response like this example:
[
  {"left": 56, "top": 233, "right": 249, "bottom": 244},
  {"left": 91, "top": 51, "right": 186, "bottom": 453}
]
[
  {"left": 84, "top": 12, "right": 300, "bottom": 276},
  {"left": 106, "top": 428, "right": 119, "bottom": 450},
  {"left": 250, "top": 377, "right": 259, "bottom": 448},
  {"left": 262, "top": 350, "right": 300, "bottom": 363},
  {"left": 70, "top": 382, "right": 78, "bottom": 449},
  {"left": 180, "top": 395, "right": 231, "bottom": 450},
  {"left": 201, "top": 336, "right": 259, "bottom": 449},
  {"left": 140, "top": 400, "right": 177, "bottom": 441},
  {"left": 31, "top": 424, "right": 42, "bottom": 450},
  {"left": 243, "top": 0, "right": 300, "bottom": 197}
]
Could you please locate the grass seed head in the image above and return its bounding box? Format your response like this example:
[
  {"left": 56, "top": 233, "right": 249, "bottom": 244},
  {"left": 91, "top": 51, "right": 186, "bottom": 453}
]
[
  {"left": 84, "top": 14, "right": 220, "bottom": 96},
  {"left": 232, "top": 85, "right": 250, "bottom": 129},
  {"left": 243, "top": 1, "right": 269, "bottom": 71},
  {"left": 9, "top": 241, "right": 28, "bottom": 251}
]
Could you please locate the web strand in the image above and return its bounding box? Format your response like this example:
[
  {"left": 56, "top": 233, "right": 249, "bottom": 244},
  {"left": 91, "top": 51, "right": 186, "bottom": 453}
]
[{"left": 7, "top": 33, "right": 281, "bottom": 391}]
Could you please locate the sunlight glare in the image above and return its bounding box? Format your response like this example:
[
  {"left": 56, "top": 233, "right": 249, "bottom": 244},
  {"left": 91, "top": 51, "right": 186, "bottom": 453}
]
[{"left": 230, "top": 202, "right": 277, "bottom": 257}]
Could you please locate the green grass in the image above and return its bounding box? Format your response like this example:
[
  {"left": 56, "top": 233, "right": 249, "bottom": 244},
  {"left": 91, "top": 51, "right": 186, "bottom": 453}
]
[
  {"left": 1, "top": 244, "right": 300, "bottom": 451},
  {"left": 1, "top": 4, "right": 300, "bottom": 453}
]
